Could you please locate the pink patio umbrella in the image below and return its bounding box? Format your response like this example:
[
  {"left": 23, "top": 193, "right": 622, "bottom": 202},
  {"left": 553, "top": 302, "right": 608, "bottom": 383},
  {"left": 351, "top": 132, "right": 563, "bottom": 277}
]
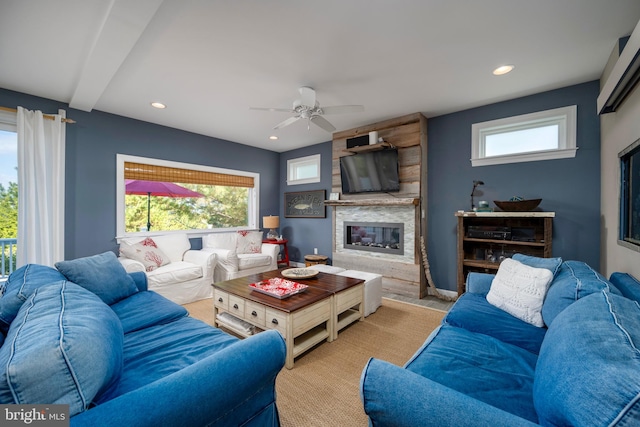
[{"left": 125, "top": 180, "right": 204, "bottom": 231}]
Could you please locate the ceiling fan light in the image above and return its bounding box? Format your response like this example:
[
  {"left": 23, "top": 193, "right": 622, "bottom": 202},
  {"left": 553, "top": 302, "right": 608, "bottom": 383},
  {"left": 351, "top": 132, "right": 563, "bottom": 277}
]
[
  {"left": 253, "top": 86, "right": 362, "bottom": 133},
  {"left": 492, "top": 65, "right": 515, "bottom": 76}
]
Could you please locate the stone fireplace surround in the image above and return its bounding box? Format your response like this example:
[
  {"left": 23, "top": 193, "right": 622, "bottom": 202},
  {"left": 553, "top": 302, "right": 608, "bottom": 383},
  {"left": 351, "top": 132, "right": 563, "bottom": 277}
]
[{"left": 325, "top": 198, "right": 421, "bottom": 297}]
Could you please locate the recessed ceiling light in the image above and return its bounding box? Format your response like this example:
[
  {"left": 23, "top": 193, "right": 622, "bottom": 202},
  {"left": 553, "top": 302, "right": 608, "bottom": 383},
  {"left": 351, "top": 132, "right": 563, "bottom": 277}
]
[
  {"left": 269, "top": 135, "right": 278, "bottom": 140},
  {"left": 493, "top": 65, "right": 515, "bottom": 76},
  {"left": 150, "top": 102, "right": 166, "bottom": 109}
]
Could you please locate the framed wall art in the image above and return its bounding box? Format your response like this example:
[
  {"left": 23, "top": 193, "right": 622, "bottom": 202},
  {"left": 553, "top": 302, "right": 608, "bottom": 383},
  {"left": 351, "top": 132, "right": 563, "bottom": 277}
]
[{"left": 284, "top": 190, "right": 326, "bottom": 218}]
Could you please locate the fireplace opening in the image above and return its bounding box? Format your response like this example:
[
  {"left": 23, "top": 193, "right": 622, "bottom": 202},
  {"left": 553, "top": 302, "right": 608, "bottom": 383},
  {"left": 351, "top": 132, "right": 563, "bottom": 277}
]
[{"left": 344, "top": 221, "right": 404, "bottom": 255}]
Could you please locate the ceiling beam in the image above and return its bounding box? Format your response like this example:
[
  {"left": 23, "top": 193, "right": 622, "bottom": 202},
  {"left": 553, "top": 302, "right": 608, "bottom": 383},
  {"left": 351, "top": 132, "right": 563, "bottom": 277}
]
[{"left": 69, "top": 0, "right": 164, "bottom": 112}]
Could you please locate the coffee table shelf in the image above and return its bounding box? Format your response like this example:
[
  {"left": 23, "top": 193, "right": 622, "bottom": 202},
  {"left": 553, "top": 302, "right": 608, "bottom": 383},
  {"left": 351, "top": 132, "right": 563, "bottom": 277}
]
[
  {"left": 215, "top": 315, "right": 255, "bottom": 338},
  {"left": 337, "top": 308, "right": 361, "bottom": 332},
  {"left": 293, "top": 325, "right": 331, "bottom": 356}
]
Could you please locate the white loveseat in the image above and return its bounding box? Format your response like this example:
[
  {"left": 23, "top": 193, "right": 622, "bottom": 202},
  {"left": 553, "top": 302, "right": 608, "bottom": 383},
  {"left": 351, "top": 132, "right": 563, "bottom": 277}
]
[
  {"left": 117, "top": 233, "right": 217, "bottom": 304},
  {"left": 202, "top": 231, "right": 279, "bottom": 282}
]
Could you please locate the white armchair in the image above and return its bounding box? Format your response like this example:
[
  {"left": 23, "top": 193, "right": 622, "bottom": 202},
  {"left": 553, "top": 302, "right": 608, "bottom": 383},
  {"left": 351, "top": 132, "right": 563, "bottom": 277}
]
[
  {"left": 118, "top": 233, "right": 217, "bottom": 304},
  {"left": 202, "top": 231, "right": 279, "bottom": 282}
]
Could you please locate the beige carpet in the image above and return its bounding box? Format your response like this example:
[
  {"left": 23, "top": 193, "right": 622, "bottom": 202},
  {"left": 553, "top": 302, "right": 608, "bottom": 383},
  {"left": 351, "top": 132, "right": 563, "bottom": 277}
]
[{"left": 184, "top": 297, "right": 445, "bottom": 427}]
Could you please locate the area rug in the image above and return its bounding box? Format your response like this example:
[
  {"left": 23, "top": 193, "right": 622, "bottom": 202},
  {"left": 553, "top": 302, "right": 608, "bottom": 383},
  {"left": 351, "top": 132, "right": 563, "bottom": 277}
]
[{"left": 183, "top": 297, "right": 445, "bottom": 427}]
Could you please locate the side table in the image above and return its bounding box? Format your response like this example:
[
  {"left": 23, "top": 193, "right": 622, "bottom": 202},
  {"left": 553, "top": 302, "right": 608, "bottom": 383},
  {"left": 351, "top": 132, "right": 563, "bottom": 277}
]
[
  {"left": 305, "top": 254, "right": 328, "bottom": 267},
  {"left": 263, "top": 238, "right": 289, "bottom": 267}
]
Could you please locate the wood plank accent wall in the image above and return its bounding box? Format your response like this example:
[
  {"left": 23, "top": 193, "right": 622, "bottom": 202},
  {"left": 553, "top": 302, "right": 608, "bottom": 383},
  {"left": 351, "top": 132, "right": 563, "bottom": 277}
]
[
  {"left": 331, "top": 113, "right": 426, "bottom": 199},
  {"left": 330, "top": 112, "right": 428, "bottom": 298}
]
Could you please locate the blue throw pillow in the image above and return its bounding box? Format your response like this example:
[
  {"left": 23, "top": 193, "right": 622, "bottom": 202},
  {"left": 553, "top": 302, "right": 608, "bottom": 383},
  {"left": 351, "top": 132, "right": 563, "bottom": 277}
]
[
  {"left": 541, "top": 261, "right": 620, "bottom": 326},
  {"left": 534, "top": 291, "right": 640, "bottom": 426},
  {"left": 0, "top": 282, "right": 124, "bottom": 416},
  {"left": 0, "top": 264, "right": 66, "bottom": 333},
  {"left": 55, "top": 251, "right": 138, "bottom": 305},
  {"left": 609, "top": 272, "right": 640, "bottom": 303},
  {"left": 512, "top": 253, "right": 562, "bottom": 276}
]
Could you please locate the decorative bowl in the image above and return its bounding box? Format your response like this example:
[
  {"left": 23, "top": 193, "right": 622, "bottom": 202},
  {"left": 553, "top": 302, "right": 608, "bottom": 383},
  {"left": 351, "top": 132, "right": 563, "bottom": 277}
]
[
  {"left": 493, "top": 199, "right": 542, "bottom": 212},
  {"left": 281, "top": 268, "right": 319, "bottom": 279}
]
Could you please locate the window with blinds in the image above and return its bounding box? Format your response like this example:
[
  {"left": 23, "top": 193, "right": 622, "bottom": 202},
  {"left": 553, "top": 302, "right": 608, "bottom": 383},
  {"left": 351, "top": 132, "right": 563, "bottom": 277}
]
[
  {"left": 124, "top": 162, "right": 254, "bottom": 188},
  {"left": 117, "top": 155, "right": 259, "bottom": 236}
]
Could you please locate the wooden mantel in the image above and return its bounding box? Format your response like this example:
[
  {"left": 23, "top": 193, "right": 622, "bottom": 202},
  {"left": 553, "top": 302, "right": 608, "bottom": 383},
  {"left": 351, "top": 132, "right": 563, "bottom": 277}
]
[{"left": 324, "top": 198, "right": 419, "bottom": 207}]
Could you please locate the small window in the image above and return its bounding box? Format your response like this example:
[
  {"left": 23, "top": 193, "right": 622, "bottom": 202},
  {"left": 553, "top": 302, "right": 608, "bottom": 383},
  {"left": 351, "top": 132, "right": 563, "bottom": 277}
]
[
  {"left": 471, "top": 105, "right": 578, "bottom": 166},
  {"left": 619, "top": 138, "right": 640, "bottom": 251},
  {"left": 287, "top": 154, "right": 321, "bottom": 185}
]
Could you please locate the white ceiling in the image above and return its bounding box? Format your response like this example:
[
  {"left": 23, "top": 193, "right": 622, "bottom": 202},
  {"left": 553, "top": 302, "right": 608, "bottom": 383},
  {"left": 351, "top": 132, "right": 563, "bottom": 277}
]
[{"left": 2, "top": 1, "right": 640, "bottom": 152}]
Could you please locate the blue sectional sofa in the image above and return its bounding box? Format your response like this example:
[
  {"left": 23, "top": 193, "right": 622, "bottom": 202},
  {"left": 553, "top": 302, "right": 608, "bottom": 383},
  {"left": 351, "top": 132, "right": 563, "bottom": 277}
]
[
  {"left": 360, "top": 255, "right": 640, "bottom": 426},
  {"left": 0, "top": 252, "right": 286, "bottom": 426}
]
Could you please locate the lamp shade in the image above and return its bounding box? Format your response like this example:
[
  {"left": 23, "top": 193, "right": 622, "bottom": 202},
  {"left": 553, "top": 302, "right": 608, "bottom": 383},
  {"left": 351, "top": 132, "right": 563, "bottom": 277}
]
[{"left": 263, "top": 216, "right": 279, "bottom": 229}]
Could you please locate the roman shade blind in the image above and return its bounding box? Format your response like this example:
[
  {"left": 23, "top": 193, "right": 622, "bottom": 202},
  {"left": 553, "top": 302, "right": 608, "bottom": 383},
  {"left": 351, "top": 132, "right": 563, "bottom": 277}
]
[{"left": 124, "top": 161, "right": 254, "bottom": 188}]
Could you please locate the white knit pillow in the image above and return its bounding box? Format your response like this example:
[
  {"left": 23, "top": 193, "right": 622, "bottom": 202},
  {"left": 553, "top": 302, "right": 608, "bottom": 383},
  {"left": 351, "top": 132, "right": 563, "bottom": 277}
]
[{"left": 486, "top": 258, "right": 553, "bottom": 327}]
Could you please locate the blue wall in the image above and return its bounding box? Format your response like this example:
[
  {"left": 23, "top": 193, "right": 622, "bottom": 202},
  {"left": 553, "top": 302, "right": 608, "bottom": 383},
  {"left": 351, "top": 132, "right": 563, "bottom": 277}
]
[
  {"left": 427, "top": 81, "right": 601, "bottom": 292},
  {"left": 278, "top": 142, "right": 333, "bottom": 264},
  {"left": 0, "top": 88, "right": 280, "bottom": 258},
  {"left": 2, "top": 80, "right": 602, "bottom": 293}
]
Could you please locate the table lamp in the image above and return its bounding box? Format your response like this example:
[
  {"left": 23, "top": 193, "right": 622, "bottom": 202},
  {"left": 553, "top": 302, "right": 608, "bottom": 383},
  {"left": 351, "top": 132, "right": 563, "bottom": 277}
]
[
  {"left": 470, "top": 180, "right": 484, "bottom": 211},
  {"left": 263, "top": 215, "right": 280, "bottom": 240}
]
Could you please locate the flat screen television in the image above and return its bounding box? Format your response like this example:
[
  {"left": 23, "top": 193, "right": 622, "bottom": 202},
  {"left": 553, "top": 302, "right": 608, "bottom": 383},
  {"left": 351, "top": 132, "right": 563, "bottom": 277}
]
[{"left": 340, "top": 149, "right": 400, "bottom": 194}]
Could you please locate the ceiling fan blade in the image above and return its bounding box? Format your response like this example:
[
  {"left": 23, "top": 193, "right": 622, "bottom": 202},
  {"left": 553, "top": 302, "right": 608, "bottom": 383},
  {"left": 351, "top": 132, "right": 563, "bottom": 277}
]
[
  {"left": 250, "top": 107, "right": 294, "bottom": 113},
  {"left": 274, "top": 116, "right": 301, "bottom": 130},
  {"left": 299, "top": 86, "right": 316, "bottom": 107},
  {"left": 321, "top": 105, "right": 365, "bottom": 115},
  {"left": 310, "top": 115, "right": 336, "bottom": 132}
]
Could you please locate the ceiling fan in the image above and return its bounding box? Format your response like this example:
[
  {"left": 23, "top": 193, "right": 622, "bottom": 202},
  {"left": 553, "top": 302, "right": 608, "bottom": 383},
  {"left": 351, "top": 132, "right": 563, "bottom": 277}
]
[{"left": 250, "top": 87, "right": 364, "bottom": 132}]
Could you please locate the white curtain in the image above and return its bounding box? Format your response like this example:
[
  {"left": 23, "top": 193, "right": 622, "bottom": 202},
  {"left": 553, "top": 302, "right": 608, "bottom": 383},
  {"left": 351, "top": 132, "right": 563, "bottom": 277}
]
[{"left": 16, "top": 107, "right": 66, "bottom": 267}]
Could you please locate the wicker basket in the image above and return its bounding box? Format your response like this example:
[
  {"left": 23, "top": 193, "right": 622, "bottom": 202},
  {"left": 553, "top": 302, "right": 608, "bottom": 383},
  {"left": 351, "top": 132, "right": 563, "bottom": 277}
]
[{"left": 493, "top": 199, "right": 542, "bottom": 212}]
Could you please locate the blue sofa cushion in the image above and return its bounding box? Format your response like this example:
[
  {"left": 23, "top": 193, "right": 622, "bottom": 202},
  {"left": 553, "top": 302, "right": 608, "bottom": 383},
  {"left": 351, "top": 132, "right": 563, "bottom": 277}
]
[
  {"left": 129, "top": 271, "right": 148, "bottom": 292},
  {"left": 0, "top": 282, "right": 123, "bottom": 416},
  {"left": 512, "top": 253, "right": 562, "bottom": 276},
  {"left": 465, "top": 272, "right": 495, "bottom": 295},
  {"left": 405, "top": 324, "right": 539, "bottom": 423},
  {"left": 444, "top": 292, "right": 547, "bottom": 354},
  {"left": 110, "top": 291, "right": 188, "bottom": 334},
  {"left": 55, "top": 251, "right": 138, "bottom": 305},
  {"left": 609, "top": 272, "right": 640, "bottom": 303},
  {"left": 534, "top": 291, "right": 640, "bottom": 426},
  {"left": 96, "top": 315, "right": 238, "bottom": 403},
  {"left": 361, "top": 358, "right": 540, "bottom": 427},
  {"left": 541, "top": 260, "right": 620, "bottom": 326},
  {"left": 0, "top": 264, "right": 66, "bottom": 333}
]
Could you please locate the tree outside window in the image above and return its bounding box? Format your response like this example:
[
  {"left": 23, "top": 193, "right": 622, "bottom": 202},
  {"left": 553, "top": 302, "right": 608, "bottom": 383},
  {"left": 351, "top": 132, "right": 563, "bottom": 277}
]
[{"left": 0, "top": 129, "right": 18, "bottom": 276}]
